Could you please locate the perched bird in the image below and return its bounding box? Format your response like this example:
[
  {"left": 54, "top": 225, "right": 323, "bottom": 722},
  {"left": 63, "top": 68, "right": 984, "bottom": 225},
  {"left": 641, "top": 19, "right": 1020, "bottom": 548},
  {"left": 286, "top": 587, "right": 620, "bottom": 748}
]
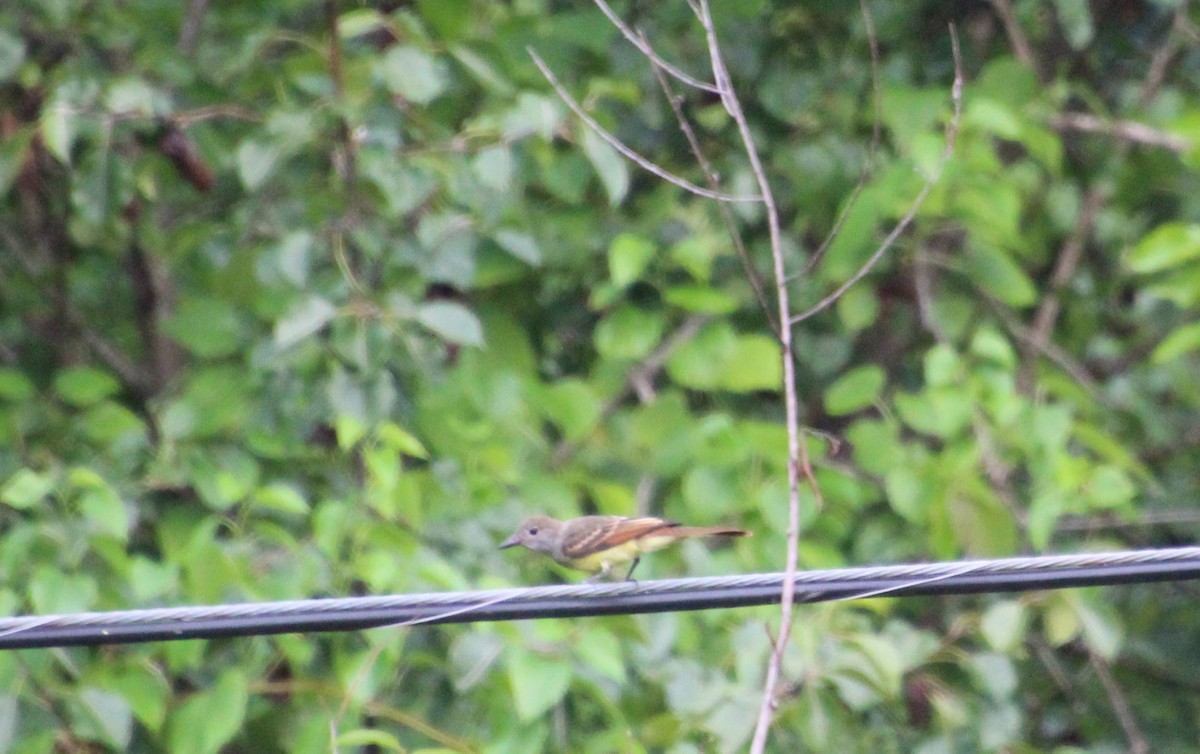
[{"left": 499, "top": 514, "right": 750, "bottom": 581}]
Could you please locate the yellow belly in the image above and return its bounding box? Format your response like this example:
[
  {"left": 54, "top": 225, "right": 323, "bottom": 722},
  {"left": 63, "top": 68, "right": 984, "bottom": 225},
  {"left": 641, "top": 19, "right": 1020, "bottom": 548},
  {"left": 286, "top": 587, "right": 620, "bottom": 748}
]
[{"left": 564, "top": 535, "right": 678, "bottom": 573}]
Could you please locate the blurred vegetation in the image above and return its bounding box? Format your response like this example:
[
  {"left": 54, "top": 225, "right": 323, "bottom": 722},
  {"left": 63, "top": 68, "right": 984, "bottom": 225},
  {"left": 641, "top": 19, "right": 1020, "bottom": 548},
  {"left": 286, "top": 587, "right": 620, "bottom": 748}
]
[{"left": 1, "top": 0, "right": 1200, "bottom": 751}]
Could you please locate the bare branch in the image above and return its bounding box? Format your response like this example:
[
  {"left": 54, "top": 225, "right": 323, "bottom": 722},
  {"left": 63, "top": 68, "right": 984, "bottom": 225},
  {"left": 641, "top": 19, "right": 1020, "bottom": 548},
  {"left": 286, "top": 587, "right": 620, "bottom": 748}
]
[
  {"left": 1090, "top": 651, "right": 1150, "bottom": 754},
  {"left": 646, "top": 46, "right": 777, "bottom": 335},
  {"left": 551, "top": 314, "right": 710, "bottom": 467},
  {"left": 528, "top": 48, "right": 760, "bottom": 203},
  {"left": 684, "top": 0, "right": 817, "bottom": 746},
  {"left": 178, "top": 0, "right": 210, "bottom": 56},
  {"left": 986, "top": 299, "right": 1101, "bottom": 397},
  {"left": 1018, "top": 188, "right": 1105, "bottom": 392},
  {"left": 1138, "top": 0, "right": 1191, "bottom": 108},
  {"left": 801, "top": 0, "right": 884, "bottom": 277},
  {"left": 790, "top": 26, "right": 964, "bottom": 326},
  {"left": 989, "top": 0, "right": 1040, "bottom": 75},
  {"left": 590, "top": 0, "right": 721, "bottom": 94},
  {"left": 1049, "top": 113, "right": 1190, "bottom": 153}
]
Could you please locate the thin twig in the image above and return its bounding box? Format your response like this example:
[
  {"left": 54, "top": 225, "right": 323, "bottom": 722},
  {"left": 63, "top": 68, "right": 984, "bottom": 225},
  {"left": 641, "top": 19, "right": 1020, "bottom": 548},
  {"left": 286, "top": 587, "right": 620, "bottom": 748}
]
[
  {"left": 681, "top": 0, "right": 812, "bottom": 745},
  {"left": 791, "top": 27, "right": 964, "bottom": 326},
  {"left": 1089, "top": 650, "right": 1150, "bottom": 754},
  {"left": 589, "top": 0, "right": 720, "bottom": 93},
  {"left": 178, "top": 0, "right": 210, "bottom": 56},
  {"left": 550, "top": 314, "right": 710, "bottom": 467},
  {"left": 528, "top": 48, "right": 760, "bottom": 203},
  {"left": 1137, "top": 0, "right": 1190, "bottom": 109},
  {"left": 1019, "top": 188, "right": 1105, "bottom": 392},
  {"left": 989, "top": 0, "right": 1040, "bottom": 75},
  {"left": 985, "top": 298, "right": 1101, "bottom": 397},
  {"left": 1048, "top": 113, "right": 1190, "bottom": 153},
  {"left": 646, "top": 47, "right": 776, "bottom": 335},
  {"left": 801, "top": 0, "right": 884, "bottom": 277}
]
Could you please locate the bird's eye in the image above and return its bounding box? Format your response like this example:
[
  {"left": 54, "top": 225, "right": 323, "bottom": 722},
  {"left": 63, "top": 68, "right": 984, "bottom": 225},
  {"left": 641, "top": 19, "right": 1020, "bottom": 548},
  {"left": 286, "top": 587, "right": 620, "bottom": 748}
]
[{"left": 528, "top": 527, "right": 539, "bottom": 535}]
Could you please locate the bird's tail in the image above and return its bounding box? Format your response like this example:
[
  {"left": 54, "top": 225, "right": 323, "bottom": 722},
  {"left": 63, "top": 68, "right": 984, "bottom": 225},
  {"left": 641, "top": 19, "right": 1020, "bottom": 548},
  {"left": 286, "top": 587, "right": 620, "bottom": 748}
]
[{"left": 667, "top": 526, "right": 751, "bottom": 539}]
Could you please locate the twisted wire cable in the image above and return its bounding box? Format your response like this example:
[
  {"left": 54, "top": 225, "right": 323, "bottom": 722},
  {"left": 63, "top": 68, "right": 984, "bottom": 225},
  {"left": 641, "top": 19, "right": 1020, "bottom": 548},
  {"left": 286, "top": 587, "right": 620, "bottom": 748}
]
[{"left": 0, "top": 546, "right": 1197, "bottom": 649}]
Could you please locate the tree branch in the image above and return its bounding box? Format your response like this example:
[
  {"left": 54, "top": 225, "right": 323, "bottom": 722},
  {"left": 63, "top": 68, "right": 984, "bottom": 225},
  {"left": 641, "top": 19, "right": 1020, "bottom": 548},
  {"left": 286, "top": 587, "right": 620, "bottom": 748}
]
[
  {"left": 528, "top": 48, "right": 760, "bottom": 203},
  {"left": 791, "top": 28, "right": 963, "bottom": 326}
]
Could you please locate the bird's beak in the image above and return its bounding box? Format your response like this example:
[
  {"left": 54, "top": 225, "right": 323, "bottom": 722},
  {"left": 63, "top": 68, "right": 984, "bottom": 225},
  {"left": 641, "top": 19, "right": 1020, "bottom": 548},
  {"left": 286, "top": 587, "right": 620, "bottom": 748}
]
[{"left": 499, "top": 533, "right": 521, "bottom": 549}]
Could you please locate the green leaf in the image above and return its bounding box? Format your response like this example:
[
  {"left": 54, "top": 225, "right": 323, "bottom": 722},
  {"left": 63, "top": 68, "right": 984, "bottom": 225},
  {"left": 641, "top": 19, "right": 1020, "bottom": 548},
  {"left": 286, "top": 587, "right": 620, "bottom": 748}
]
[
  {"left": 274, "top": 295, "right": 337, "bottom": 349},
  {"left": 82, "top": 402, "right": 147, "bottom": 448},
  {"left": 924, "top": 345, "right": 961, "bottom": 387},
  {"left": 493, "top": 229, "right": 541, "bottom": 265},
  {"left": 0, "top": 29, "right": 25, "bottom": 83},
  {"left": 505, "top": 645, "right": 572, "bottom": 721},
  {"left": 970, "top": 328, "right": 1016, "bottom": 369},
  {"left": 1085, "top": 465, "right": 1134, "bottom": 509},
  {"left": 594, "top": 306, "right": 665, "bottom": 360},
  {"left": 1053, "top": 0, "right": 1094, "bottom": 49},
  {"left": 667, "top": 322, "right": 733, "bottom": 390},
  {"left": 835, "top": 283, "right": 879, "bottom": 331},
  {"left": 75, "top": 480, "right": 130, "bottom": 542},
  {"left": 473, "top": 145, "right": 512, "bottom": 191},
  {"left": 417, "top": 301, "right": 485, "bottom": 347},
  {"left": 335, "top": 730, "right": 406, "bottom": 752},
  {"left": 1127, "top": 223, "right": 1200, "bottom": 273},
  {"left": 895, "top": 388, "right": 972, "bottom": 438},
  {"left": 1043, "top": 594, "right": 1079, "bottom": 646},
  {"left": 377, "top": 46, "right": 447, "bottom": 105},
  {"left": 335, "top": 414, "right": 368, "bottom": 450},
  {"left": 502, "top": 92, "right": 562, "bottom": 141},
  {"left": 53, "top": 366, "right": 120, "bottom": 407},
  {"left": 107, "top": 665, "right": 170, "bottom": 732},
  {"left": 964, "top": 242, "right": 1036, "bottom": 307},
  {"left": 965, "top": 98, "right": 1022, "bottom": 140},
  {"left": 981, "top": 600, "right": 1028, "bottom": 652},
  {"left": 449, "top": 631, "right": 504, "bottom": 691},
  {"left": 252, "top": 483, "right": 310, "bottom": 516},
  {"left": 1152, "top": 321, "right": 1200, "bottom": 363},
  {"left": 0, "top": 125, "right": 33, "bottom": 196},
  {"left": 128, "top": 557, "right": 179, "bottom": 603},
  {"left": 450, "top": 45, "right": 515, "bottom": 96},
  {"left": 0, "top": 694, "right": 17, "bottom": 753},
  {"left": 73, "top": 688, "right": 132, "bottom": 749},
  {"left": 573, "top": 627, "right": 626, "bottom": 682},
  {"left": 167, "top": 670, "right": 248, "bottom": 754},
  {"left": 663, "top": 286, "right": 737, "bottom": 314},
  {"left": 824, "top": 365, "right": 885, "bottom": 415},
  {"left": 378, "top": 423, "right": 430, "bottom": 459},
  {"left": 1076, "top": 599, "right": 1123, "bottom": 660},
  {"left": 0, "top": 368, "right": 34, "bottom": 401},
  {"left": 536, "top": 379, "right": 600, "bottom": 442},
  {"left": 337, "top": 9, "right": 385, "bottom": 38},
  {"left": 1, "top": 468, "right": 57, "bottom": 509},
  {"left": 164, "top": 296, "right": 243, "bottom": 357},
  {"left": 608, "top": 232, "right": 656, "bottom": 287},
  {"left": 580, "top": 125, "right": 629, "bottom": 206},
  {"left": 41, "top": 102, "right": 74, "bottom": 163},
  {"left": 30, "top": 568, "right": 97, "bottom": 614},
  {"left": 884, "top": 465, "right": 930, "bottom": 522},
  {"left": 236, "top": 139, "right": 280, "bottom": 190},
  {"left": 721, "top": 334, "right": 782, "bottom": 392}
]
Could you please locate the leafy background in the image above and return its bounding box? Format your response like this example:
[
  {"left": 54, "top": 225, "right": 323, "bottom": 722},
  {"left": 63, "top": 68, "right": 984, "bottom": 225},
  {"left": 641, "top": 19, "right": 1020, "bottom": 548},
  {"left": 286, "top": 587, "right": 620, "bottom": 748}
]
[{"left": 2, "top": 0, "right": 1200, "bottom": 752}]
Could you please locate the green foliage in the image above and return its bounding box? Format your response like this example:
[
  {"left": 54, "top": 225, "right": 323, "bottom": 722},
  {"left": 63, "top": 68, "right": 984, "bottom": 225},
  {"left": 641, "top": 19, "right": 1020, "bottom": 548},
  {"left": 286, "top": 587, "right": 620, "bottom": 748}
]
[{"left": 1, "top": 0, "right": 1198, "bottom": 751}]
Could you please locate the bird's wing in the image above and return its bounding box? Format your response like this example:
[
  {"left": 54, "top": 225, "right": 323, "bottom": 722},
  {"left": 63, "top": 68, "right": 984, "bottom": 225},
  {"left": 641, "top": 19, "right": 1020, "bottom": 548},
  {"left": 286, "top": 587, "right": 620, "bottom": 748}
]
[{"left": 560, "top": 516, "right": 678, "bottom": 559}]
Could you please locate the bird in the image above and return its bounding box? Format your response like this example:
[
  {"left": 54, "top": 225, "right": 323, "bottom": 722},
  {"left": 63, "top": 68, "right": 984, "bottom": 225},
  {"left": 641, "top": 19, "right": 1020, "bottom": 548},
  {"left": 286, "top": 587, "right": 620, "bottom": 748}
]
[{"left": 499, "top": 514, "right": 750, "bottom": 581}]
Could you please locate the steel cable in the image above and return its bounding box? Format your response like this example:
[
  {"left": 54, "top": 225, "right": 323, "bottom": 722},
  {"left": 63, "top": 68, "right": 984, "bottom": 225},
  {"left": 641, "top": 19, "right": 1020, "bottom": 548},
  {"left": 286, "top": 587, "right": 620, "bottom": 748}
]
[{"left": 0, "top": 546, "right": 1197, "bottom": 649}]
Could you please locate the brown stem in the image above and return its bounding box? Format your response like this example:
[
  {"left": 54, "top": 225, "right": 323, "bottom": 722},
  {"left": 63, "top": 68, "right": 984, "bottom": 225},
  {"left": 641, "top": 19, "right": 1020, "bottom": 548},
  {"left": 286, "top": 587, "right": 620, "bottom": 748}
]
[
  {"left": 646, "top": 47, "right": 776, "bottom": 335},
  {"left": 1017, "top": 188, "right": 1105, "bottom": 393}
]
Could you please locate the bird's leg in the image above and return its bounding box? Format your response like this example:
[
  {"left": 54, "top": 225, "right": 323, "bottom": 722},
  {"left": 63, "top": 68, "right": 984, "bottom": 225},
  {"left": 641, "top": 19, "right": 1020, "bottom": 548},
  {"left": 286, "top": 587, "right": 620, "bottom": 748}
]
[
  {"left": 623, "top": 556, "right": 641, "bottom": 582},
  {"left": 586, "top": 561, "right": 612, "bottom": 584}
]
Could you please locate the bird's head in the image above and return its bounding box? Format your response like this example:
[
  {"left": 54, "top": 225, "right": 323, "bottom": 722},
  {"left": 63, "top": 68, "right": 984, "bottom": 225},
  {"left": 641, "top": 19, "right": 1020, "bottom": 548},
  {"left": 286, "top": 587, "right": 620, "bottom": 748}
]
[{"left": 499, "top": 515, "right": 563, "bottom": 555}]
